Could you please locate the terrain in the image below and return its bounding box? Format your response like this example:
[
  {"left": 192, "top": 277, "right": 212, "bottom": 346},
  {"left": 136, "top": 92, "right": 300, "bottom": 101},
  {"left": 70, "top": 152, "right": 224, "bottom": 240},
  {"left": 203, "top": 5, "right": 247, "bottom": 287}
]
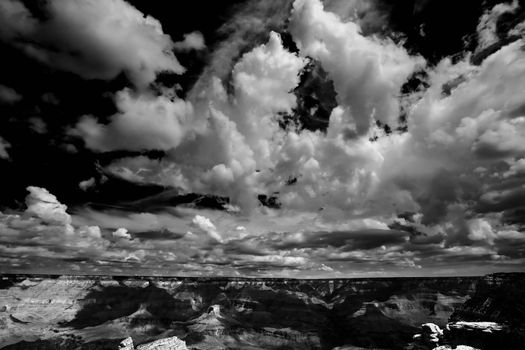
[{"left": 0, "top": 274, "right": 482, "bottom": 349}]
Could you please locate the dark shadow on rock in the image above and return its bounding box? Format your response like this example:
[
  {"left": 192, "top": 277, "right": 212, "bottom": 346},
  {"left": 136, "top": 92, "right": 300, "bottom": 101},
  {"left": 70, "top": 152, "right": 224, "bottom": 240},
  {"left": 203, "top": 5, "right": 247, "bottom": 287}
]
[{"left": 66, "top": 283, "right": 196, "bottom": 329}]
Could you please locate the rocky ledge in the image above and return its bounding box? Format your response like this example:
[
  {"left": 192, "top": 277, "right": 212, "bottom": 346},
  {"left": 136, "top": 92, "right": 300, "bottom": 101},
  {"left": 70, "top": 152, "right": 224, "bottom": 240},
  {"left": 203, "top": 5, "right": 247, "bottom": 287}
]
[{"left": 118, "top": 336, "right": 187, "bottom": 350}]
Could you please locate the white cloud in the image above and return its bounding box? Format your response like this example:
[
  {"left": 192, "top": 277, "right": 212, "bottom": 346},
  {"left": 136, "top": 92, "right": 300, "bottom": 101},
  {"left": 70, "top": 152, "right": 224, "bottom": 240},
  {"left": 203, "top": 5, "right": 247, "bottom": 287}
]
[
  {"left": 112, "top": 228, "right": 132, "bottom": 240},
  {"left": 377, "top": 39, "right": 525, "bottom": 223},
  {"left": 191, "top": 215, "right": 223, "bottom": 243},
  {"left": 476, "top": 0, "right": 520, "bottom": 53},
  {"left": 189, "top": 0, "right": 293, "bottom": 92},
  {"left": 0, "top": 187, "right": 114, "bottom": 257},
  {"left": 74, "top": 88, "right": 194, "bottom": 152},
  {"left": 88, "top": 32, "right": 307, "bottom": 211},
  {"left": 290, "top": 0, "right": 424, "bottom": 134},
  {"left": 468, "top": 218, "right": 496, "bottom": 244},
  {"left": 0, "top": 0, "right": 184, "bottom": 87},
  {"left": 174, "top": 31, "right": 206, "bottom": 51},
  {"left": 25, "top": 186, "right": 72, "bottom": 228},
  {"left": 4, "top": 0, "right": 524, "bottom": 276}
]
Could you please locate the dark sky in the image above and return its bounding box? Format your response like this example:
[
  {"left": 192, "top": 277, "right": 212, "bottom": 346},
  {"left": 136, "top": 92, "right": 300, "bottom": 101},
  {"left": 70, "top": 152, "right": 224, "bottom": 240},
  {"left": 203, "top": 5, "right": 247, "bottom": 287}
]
[{"left": 0, "top": 0, "right": 524, "bottom": 277}]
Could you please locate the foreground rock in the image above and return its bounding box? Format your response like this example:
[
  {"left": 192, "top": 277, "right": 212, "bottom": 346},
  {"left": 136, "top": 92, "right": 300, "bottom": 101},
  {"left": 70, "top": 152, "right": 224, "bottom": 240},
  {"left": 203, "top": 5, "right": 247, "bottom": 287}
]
[{"left": 118, "top": 336, "right": 187, "bottom": 350}]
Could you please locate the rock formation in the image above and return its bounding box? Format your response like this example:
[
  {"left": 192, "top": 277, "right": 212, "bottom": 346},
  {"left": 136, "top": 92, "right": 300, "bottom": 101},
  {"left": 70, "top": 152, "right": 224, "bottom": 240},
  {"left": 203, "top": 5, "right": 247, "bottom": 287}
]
[
  {"left": 136, "top": 336, "right": 187, "bottom": 350},
  {"left": 410, "top": 323, "right": 443, "bottom": 349},
  {"left": 1, "top": 273, "right": 521, "bottom": 350},
  {"left": 117, "top": 336, "right": 188, "bottom": 350}
]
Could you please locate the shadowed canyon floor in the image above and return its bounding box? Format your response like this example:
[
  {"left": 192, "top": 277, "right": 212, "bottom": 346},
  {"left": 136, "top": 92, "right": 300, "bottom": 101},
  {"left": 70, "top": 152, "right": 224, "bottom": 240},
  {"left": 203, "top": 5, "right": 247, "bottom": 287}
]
[{"left": 0, "top": 274, "right": 519, "bottom": 349}]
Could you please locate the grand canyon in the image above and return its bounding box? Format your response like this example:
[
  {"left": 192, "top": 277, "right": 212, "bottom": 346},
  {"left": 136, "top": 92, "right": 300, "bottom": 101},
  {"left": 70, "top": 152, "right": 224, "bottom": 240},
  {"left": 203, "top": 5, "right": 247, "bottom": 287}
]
[{"left": 1, "top": 273, "right": 523, "bottom": 349}]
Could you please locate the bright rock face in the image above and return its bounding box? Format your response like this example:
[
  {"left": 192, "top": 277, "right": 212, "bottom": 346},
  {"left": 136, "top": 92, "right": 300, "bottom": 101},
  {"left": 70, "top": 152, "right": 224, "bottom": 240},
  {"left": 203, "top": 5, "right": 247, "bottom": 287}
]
[
  {"left": 118, "top": 337, "right": 134, "bottom": 350},
  {"left": 136, "top": 336, "right": 187, "bottom": 350}
]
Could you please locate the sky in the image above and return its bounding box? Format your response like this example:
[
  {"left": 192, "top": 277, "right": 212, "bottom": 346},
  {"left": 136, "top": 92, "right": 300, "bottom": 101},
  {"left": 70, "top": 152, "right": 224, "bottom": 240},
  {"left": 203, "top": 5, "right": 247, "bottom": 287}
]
[{"left": 0, "top": 0, "right": 524, "bottom": 278}]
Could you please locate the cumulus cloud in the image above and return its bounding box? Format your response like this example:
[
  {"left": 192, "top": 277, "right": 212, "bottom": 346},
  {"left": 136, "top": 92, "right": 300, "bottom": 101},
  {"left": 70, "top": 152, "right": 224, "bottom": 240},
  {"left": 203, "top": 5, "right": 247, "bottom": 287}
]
[
  {"left": 290, "top": 0, "right": 424, "bottom": 134},
  {"left": 189, "top": 0, "right": 293, "bottom": 91},
  {"left": 88, "top": 31, "right": 307, "bottom": 211},
  {"left": 74, "top": 88, "right": 194, "bottom": 152},
  {"left": 3, "top": 0, "right": 525, "bottom": 276},
  {"left": 383, "top": 39, "right": 525, "bottom": 223},
  {"left": 112, "top": 227, "right": 131, "bottom": 240},
  {"left": 174, "top": 31, "right": 206, "bottom": 51},
  {"left": 191, "top": 215, "right": 223, "bottom": 243},
  {"left": 0, "top": 0, "right": 184, "bottom": 87},
  {"left": 25, "top": 186, "right": 72, "bottom": 227},
  {"left": 83, "top": 0, "right": 525, "bottom": 230},
  {"left": 0, "top": 187, "right": 142, "bottom": 267}
]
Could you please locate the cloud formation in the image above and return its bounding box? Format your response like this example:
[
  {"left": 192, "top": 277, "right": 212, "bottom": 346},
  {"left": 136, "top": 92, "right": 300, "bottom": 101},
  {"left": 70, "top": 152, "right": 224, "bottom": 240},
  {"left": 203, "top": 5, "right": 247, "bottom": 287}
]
[
  {"left": 174, "top": 31, "right": 206, "bottom": 51},
  {"left": 290, "top": 0, "right": 424, "bottom": 134},
  {"left": 0, "top": 187, "right": 133, "bottom": 266},
  {"left": 0, "top": 0, "right": 524, "bottom": 277},
  {"left": 476, "top": 0, "right": 520, "bottom": 53},
  {"left": 74, "top": 89, "right": 194, "bottom": 152},
  {"left": 0, "top": 0, "right": 184, "bottom": 87}
]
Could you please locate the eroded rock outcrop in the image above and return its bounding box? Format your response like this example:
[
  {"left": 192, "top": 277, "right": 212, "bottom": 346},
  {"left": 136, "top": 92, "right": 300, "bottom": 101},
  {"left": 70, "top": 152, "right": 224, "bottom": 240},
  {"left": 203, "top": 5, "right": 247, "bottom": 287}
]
[
  {"left": 409, "top": 318, "right": 519, "bottom": 349},
  {"left": 117, "top": 336, "right": 188, "bottom": 350},
  {"left": 443, "top": 321, "right": 509, "bottom": 349},
  {"left": 136, "top": 336, "right": 187, "bottom": 350}
]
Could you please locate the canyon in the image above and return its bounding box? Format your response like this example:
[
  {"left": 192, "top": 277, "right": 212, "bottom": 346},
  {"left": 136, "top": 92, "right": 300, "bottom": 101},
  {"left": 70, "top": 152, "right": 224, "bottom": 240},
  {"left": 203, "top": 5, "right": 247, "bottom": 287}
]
[{"left": 0, "top": 273, "right": 522, "bottom": 349}]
